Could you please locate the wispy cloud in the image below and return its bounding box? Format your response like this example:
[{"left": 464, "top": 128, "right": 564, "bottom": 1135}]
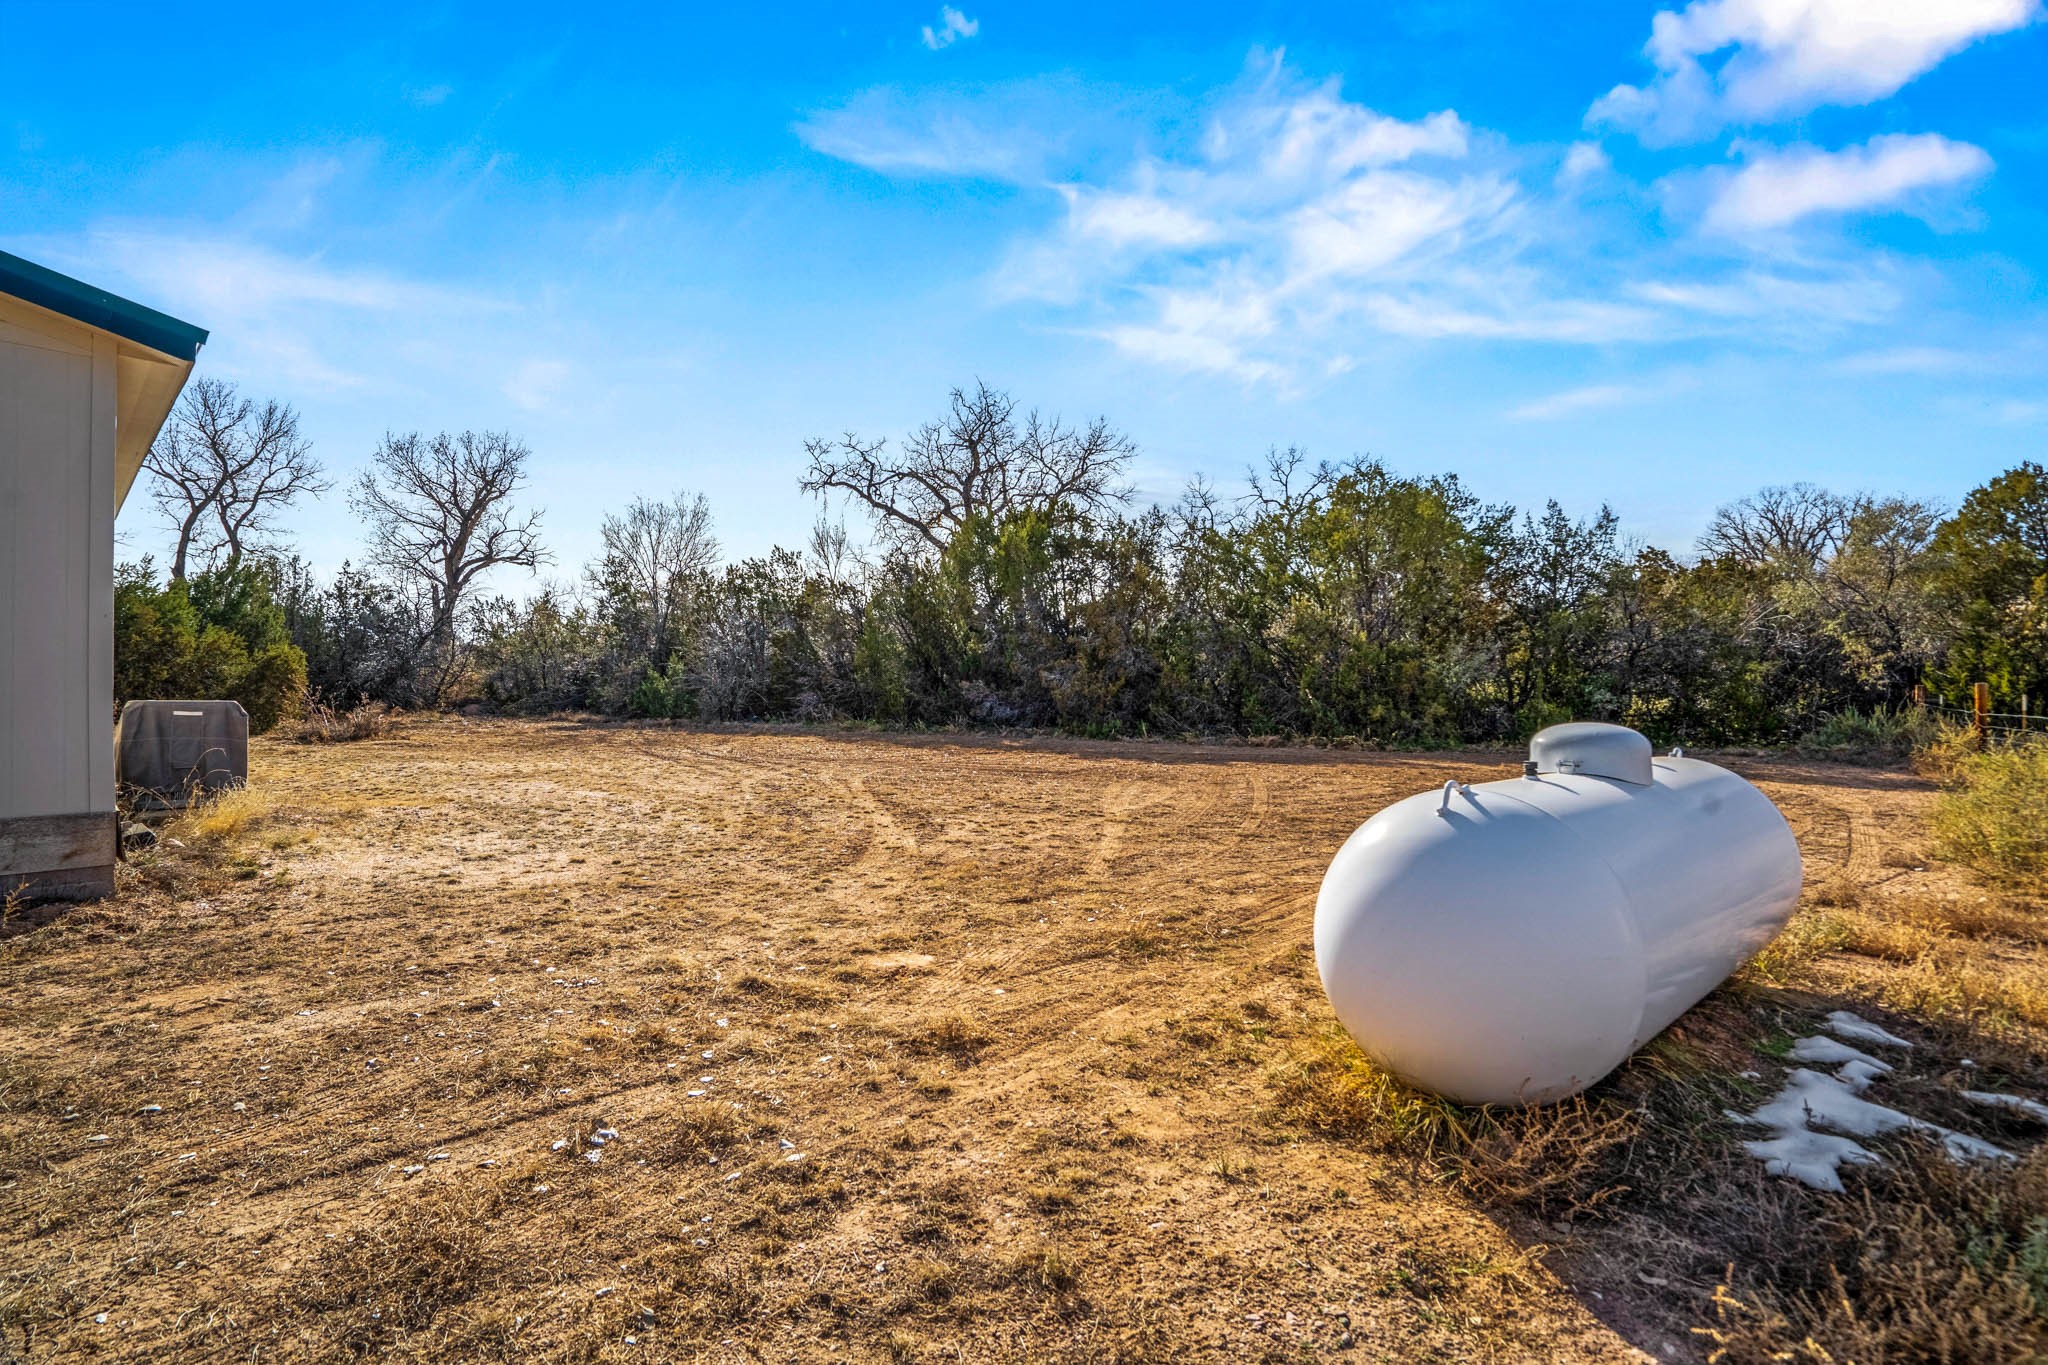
[
  {"left": 920, "top": 7, "right": 979, "bottom": 51},
  {"left": 72, "top": 227, "right": 477, "bottom": 317},
  {"left": 1558, "top": 141, "right": 1611, "bottom": 184},
  {"left": 504, "top": 358, "right": 571, "bottom": 411},
  {"left": 1508, "top": 382, "right": 1651, "bottom": 421},
  {"left": 1694, "top": 133, "right": 1992, "bottom": 232},
  {"left": 1832, "top": 345, "right": 1984, "bottom": 375},
  {"left": 1591, "top": 0, "right": 2040, "bottom": 144},
  {"left": 16, "top": 221, "right": 504, "bottom": 391},
  {"left": 805, "top": 51, "right": 1947, "bottom": 386},
  {"left": 795, "top": 84, "right": 1063, "bottom": 180}
]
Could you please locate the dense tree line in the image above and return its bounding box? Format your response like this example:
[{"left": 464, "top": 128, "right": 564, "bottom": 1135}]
[{"left": 117, "top": 380, "right": 2047, "bottom": 744}]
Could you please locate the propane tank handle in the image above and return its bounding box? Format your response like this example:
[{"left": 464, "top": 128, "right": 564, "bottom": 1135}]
[
  {"left": 1437, "top": 779, "right": 1471, "bottom": 814},
  {"left": 1670, "top": 745, "right": 1685, "bottom": 758}
]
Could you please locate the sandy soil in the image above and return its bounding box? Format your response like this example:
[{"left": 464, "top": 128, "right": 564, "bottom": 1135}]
[{"left": 0, "top": 720, "right": 1970, "bottom": 1362}]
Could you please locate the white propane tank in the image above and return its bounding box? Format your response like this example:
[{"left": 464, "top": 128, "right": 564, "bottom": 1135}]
[{"left": 1313, "top": 722, "right": 1802, "bottom": 1105}]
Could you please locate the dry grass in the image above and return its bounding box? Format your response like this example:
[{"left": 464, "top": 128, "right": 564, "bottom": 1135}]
[
  {"left": 167, "top": 784, "right": 273, "bottom": 845},
  {"left": 1932, "top": 740, "right": 2048, "bottom": 889},
  {"left": 1695, "top": 1145, "right": 2048, "bottom": 1362},
  {"left": 290, "top": 699, "right": 397, "bottom": 744},
  {"left": 4, "top": 720, "right": 2046, "bottom": 1363}
]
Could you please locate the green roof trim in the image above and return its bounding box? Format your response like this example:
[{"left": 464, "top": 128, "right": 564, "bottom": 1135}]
[{"left": 0, "top": 248, "right": 207, "bottom": 362}]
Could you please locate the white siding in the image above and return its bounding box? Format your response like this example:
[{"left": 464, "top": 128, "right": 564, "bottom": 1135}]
[{"left": 0, "top": 310, "right": 110, "bottom": 820}]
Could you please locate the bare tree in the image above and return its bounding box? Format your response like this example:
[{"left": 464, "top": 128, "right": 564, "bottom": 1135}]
[
  {"left": 1697, "top": 483, "right": 1851, "bottom": 574},
  {"left": 802, "top": 381, "right": 1134, "bottom": 552},
  {"left": 594, "top": 491, "right": 718, "bottom": 661},
  {"left": 144, "top": 377, "right": 327, "bottom": 579},
  {"left": 351, "top": 431, "right": 546, "bottom": 689}
]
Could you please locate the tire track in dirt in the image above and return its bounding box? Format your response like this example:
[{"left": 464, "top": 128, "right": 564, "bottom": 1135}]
[
  {"left": 839, "top": 774, "right": 921, "bottom": 883},
  {"left": 1087, "top": 779, "right": 1169, "bottom": 877},
  {"left": 1238, "top": 769, "right": 1272, "bottom": 839}
]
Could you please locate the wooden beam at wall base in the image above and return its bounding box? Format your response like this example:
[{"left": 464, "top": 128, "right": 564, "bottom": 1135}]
[{"left": 1, "top": 812, "right": 117, "bottom": 905}]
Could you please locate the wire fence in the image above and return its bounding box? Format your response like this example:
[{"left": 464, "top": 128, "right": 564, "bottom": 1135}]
[{"left": 1920, "top": 695, "right": 2041, "bottom": 742}]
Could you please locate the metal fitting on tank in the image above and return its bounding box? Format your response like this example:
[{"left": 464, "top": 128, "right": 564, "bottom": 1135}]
[{"left": 1522, "top": 760, "right": 1539, "bottom": 779}]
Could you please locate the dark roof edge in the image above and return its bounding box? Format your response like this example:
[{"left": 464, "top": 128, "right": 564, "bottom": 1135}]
[{"left": 0, "top": 248, "right": 208, "bottom": 362}]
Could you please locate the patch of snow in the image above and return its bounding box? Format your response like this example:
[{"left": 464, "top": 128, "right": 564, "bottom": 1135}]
[
  {"left": 1733, "top": 1039, "right": 2012, "bottom": 1192},
  {"left": 1787, "top": 1036, "right": 1892, "bottom": 1072},
  {"left": 1963, "top": 1091, "right": 2048, "bottom": 1125},
  {"left": 1824, "top": 1012, "right": 1912, "bottom": 1050}
]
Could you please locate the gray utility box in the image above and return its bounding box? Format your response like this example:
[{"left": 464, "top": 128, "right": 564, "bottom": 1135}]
[{"left": 116, "top": 701, "right": 249, "bottom": 811}]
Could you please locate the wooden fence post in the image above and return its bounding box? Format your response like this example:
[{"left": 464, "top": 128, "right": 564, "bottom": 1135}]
[{"left": 1974, "top": 682, "right": 1990, "bottom": 750}]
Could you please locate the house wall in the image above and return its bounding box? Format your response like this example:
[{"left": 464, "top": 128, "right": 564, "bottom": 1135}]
[{"left": 0, "top": 292, "right": 119, "bottom": 899}]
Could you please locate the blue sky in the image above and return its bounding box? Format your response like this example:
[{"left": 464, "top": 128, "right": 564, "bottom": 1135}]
[{"left": 5, "top": 1, "right": 2045, "bottom": 583}]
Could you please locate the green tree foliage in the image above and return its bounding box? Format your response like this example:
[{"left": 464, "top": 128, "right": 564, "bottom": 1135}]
[
  {"left": 114, "top": 558, "right": 308, "bottom": 733},
  {"left": 115, "top": 377, "right": 2043, "bottom": 750},
  {"left": 1930, "top": 462, "right": 2048, "bottom": 708}
]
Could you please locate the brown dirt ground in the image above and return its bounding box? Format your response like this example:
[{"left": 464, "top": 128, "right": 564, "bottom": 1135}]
[{"left": 0, "top": 719, "right": 2031, "bottom": 1362}]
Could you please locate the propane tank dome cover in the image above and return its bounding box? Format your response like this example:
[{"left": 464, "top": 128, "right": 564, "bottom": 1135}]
[{"left": 1529, "top": 722, "right": 1653, "bottom": 786}]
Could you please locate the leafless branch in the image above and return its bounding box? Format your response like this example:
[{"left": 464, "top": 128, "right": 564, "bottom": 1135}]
[
  {"left": 800, "top": 381, "right": 1134, "bottom": 552},
  {"left": 143, "top": 377, "right": 327, "bottom": 578}
]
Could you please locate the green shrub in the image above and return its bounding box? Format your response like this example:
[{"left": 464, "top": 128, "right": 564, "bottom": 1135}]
[
  {"left": 628, "top": 667, "right": 676, "bottom": 719},
  {"left": 1931, "top": 740, "right": 2048, "bottom": 888},
  {"left": 115, "top": 558, "right": 309, "bottom": 734},
  {"left": 1796, "top": 706, "right": 1941, "bottom": 763},
  {"left": 238, "top": 643, "right": 310, "bottom": 732}
]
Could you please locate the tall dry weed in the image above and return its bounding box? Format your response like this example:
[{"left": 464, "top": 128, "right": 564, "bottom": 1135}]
[{"left": 1931, "top": 741, "right": 2048, "bottom": 890}]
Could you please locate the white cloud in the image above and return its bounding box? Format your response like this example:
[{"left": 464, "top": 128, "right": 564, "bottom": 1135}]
[
  {"left": 1591, "top": 0, "right": 2039, "bottom": 144},
  {"left": 1508, "top": 383, "right": 1648, "bottom": 421},
  {"left": 1832, "top": 345, "right": 1981, "bottom": 375},
  {"left": 795, "top": 86, "right": 1056, "bottom": 180},
  {"left": 1629, "top": 268, "right": 1902, "bottom": 325},
  {"left": 1990, "top": 397, "right": 2048, "bottom": 424},
  {"left": 73, "top": 228, "right": 470, "bottom": 317},
  {"left": 807, "top": 52, "right": 1997, "bottom": 387},
  {"left": 505, "top": 358, "right": 571, "bottom": 411},
  {"left": 1698, "top": 133, "right": 1992, "bottom": 232},
  {"left": 17, "top": 223, "right": 504, "bottom": 391},
  {"left": 920, "top": 7, "right": 979, "bottom": 51},
  {"left": 1559, "top": 141, "right": 1612, "bottom": 184},
  {"left": 973, "top": 60, "right": 1543, "bottom": 381}
]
